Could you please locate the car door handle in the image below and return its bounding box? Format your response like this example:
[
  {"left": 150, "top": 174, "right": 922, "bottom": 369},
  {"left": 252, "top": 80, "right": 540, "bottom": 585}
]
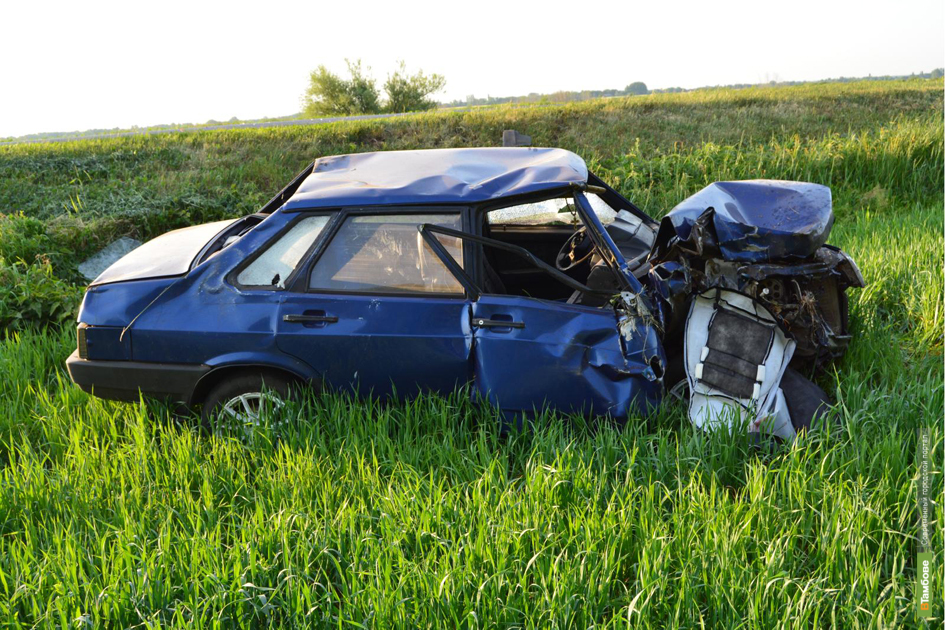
[
  {"left": 473, "top": 318, "right": 524, "bottom": 329},
  {"left": 283, "top": 314, "right": 339, "bottom": 324}
]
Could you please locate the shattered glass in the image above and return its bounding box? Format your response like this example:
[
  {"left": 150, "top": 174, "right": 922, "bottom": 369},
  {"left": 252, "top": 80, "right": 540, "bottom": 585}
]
[
  {"left": 309, "top": 214, "right": 464, "bottom": 294},
  {"left": 237, "top": 215, "right": 331, "bottom": 288}
]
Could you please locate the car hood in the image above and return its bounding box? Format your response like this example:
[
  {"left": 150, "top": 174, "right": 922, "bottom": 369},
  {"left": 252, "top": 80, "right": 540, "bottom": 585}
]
[
  {"left": 658, "top": 180, "right": 833, "bottom": 262},
  {"left": 89, "top": 218, "right": 239, "bottom": 286}
]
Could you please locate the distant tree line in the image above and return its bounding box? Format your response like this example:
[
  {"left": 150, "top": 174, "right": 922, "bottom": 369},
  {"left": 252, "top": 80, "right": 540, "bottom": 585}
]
[
  {"left": 302, "top": 60, "right": 446, "bottom": 117},
  {"left": 705, "top": 68, "right": 945, "bottom": 90},
  {"left": 442, "top": 69, "right": 945, "bottom": 108},
  {"left": 6, "top": 68, "right": 942, "bottom": 143},
  {"left": 442, "top": 82, "right": 663, "bottom": 108}
]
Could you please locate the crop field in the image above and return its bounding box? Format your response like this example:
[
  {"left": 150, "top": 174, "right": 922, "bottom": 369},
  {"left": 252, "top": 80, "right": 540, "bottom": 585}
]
[{"left": 0, "top": 79, "right": 942, "bottom": 627}]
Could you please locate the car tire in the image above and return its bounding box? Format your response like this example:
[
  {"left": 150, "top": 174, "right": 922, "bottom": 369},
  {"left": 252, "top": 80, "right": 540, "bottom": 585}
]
[{"left": 200, "top": 371, "right": 293, "bottom": 432}]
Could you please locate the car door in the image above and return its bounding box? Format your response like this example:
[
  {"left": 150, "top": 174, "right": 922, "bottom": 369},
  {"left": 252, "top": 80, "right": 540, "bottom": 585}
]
[
  {"left": 275, "top": 210, "right": 473, "bottom": 399},
  {"left": 470, "top": 294, "right": 656, "bottom": 420},
  {"left": 419, "top": 202, "right": 663, "bottom": 422}
]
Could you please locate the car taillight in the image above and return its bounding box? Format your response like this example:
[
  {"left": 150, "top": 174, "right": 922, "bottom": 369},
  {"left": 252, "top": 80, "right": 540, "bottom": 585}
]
[{"left": 77, "top": 323, "right": 89, "bottom": 359}]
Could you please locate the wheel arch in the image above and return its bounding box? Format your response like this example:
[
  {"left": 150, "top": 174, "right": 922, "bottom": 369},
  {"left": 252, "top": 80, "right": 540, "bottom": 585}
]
[{"left": 188, "top": 361, "right": 317, "bottom": 407}]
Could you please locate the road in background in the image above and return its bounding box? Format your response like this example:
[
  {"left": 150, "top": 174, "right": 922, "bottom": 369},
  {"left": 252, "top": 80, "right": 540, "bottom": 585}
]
[{"left": 0, "top": 109, "right": 470, "bottom": 146}]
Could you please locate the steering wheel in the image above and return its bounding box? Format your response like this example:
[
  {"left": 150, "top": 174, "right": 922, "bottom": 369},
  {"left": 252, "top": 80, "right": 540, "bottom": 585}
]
[{"left": 555, "top": 227, "right": 595, "bottom": 271}]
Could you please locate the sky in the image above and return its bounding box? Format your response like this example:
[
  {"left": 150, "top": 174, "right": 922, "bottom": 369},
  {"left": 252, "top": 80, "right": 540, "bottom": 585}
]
[{"left": 1, "top": 0, "right": 942, "bottom": 138}]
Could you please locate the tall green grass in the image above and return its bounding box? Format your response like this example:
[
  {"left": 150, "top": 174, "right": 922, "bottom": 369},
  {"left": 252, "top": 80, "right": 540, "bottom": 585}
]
[
  {"left": 0, "top": 79, "right": 941, "bottom": 627},
  {"left": 0, "top": 79, "right": 940, "bottom": 223},
  {"left": 596, "top": 116, "right": 943, "bottom": 218}
]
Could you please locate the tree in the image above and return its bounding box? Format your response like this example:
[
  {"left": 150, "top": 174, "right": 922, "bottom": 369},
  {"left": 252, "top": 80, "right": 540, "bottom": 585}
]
[
  {"left": 383, "top": 62, "right": 446, "bottom": 113},
  {"left": 302, "top": 59, "right": 381, "bottom": 117},
  {"left": 345, "top": 60, "right": 382, "bottom": 114},
  {"left": 931, "top": 68, "right": 944, "bottom": 79},
  {"left": 624, "top": 82, "right": 649, "bottom": 96}
]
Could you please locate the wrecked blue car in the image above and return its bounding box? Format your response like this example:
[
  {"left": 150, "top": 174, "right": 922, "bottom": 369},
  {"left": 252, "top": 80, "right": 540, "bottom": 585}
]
[{"left": 66, "top": 148, "right": 862, "bottom": 437}]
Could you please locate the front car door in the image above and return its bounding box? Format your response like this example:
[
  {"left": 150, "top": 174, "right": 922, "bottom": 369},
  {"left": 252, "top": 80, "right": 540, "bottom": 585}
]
[
  {"left": 420, "top": 203, "right": 665, "bottom": 423},
  {"left": 470, "top": 294, "right": 660, "bottom": 420}
]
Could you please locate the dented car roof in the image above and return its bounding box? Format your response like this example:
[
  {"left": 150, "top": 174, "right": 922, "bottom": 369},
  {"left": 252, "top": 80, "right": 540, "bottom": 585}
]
[{"left": 281, "top": 147, "right": 588, "bottom": 210}]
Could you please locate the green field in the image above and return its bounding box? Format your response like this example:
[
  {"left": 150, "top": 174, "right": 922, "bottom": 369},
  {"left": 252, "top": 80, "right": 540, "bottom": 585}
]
[{"left": 0, "top": 80, "right": 942, "bottom": 627}]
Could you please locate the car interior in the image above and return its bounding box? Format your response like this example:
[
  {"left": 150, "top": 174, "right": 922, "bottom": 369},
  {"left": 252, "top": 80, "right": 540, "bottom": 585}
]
[
  {"left": 478, "top": 193, "right": 656, "bottom": 306},
  {"left": 197, "top": 190, "right": 657, "bottom": 307}
]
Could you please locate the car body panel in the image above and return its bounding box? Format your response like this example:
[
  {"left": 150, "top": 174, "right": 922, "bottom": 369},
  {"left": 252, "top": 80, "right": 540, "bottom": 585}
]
[
  {"left": 128, "top": 287, "right": 282, "bottom": 366},
  {"left": 89, "top": 218, "right": 240, "bottom": 286},
  {"left": 78, "top": 277, "right": 178, "bottom": 327},
  {"left": 276, "top": 293, "right": 472, "bottom": 399},
  {"left": 283, "top": 148, "right": 587, "bottom": 210},
  {"left": 573, "top": 191, "right": 643, "bottom": 294},
  {"left": 657, "top": 180, "right": 833, "bottom": 262},
  {"left": 79, "top": 325, "right": 131, "bottom": 361},
  {"left": 471, "top": 294, "right": 662, "bottom": 419}
]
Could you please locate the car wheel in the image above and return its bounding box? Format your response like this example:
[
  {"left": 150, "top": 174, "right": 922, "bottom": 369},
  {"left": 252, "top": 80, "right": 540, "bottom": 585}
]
[{"left": 200, "top": 372, "right": 292, "bottom": 436}]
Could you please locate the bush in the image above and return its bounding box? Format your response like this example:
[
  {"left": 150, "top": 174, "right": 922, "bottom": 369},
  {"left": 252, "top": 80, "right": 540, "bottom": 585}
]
[
  {"left": 383, "top": 62, "right": 445, "bottom": 113},
  {"left": 302, "top": 60, "right": 381, "bottom": 116},
  {"left": 0, "top": 212, "right": 86, "bottom": 282},
  {"left": 0, "top": 256, "right": 81, "bottom": 332},
  {"left": 302, "top": 60, "right": 446, "bottom": 116},
  {"left": 0, "top": 212, "right": 52, "bottom": 264}
]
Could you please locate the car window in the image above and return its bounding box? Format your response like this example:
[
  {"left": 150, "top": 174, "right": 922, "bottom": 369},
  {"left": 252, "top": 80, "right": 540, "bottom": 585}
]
[
  {"left": 583, "top": 193, "right": 619, "bottom": 225},
  {"left": 488, "top": 193, "right": 617, "bottom": 226},
  {"left": 309, "top": 214, "right": 464, "bottom": 294},
  {"left": 237, "top": 215, "right": 331, "bottom": 288}
]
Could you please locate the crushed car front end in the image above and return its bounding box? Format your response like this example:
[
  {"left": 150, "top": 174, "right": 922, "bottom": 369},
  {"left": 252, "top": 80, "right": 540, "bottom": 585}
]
[
  {"left": 644, "top": 179, "right": 864, "bottom": 436},
  {"left": 64, "top": 148, "right": 863, "bottom": 437}
]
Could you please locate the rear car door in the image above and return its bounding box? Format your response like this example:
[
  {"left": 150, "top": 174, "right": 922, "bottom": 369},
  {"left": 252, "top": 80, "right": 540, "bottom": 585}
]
[{"left": 275, "top": 210, "right": 472, "bottom": 399}]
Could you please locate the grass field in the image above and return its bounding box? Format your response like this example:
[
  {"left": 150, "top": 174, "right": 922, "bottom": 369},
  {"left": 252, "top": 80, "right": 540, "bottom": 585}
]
[{"left": 0, "top": 79, "right": 942, "bottom": 627}]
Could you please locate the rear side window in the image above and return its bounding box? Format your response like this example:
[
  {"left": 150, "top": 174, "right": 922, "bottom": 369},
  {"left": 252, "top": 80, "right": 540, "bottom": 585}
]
[
  {"left": 237, "top": 215, "right": 331, "bottom": 288},
  {"left": 309, "top": 214, "right": 463, "bottom": 294}
]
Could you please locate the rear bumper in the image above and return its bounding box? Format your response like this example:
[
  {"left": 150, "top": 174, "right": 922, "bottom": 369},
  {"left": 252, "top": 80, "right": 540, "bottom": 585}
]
[{"left": 66, "top": 350, "right": 210, "bottom": 403}]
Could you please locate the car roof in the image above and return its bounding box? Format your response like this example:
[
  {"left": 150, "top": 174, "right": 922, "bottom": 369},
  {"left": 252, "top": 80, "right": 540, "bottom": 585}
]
[{"left": 281, "top": 147, "right": 588, "bottom": 211}]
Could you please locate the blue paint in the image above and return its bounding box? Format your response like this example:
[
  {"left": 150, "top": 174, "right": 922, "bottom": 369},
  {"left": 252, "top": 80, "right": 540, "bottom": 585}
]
[
  {"left": 82, "top": 326, "right": 131, "bottom": 361},
  {"left": 69, "top": 150, "right": 851, "bottom": 424},
  {"left": 573, "top": 191, "right": 644, "bottom": 294},
  {"left": 661, "top": 180, "right": 833, "bottom": 262},
  {"left": 471, "top": 295, "right": 663, "bottom": 419},
  {"left": 276, "top": 293, "right": 473, "bottom": 399},
  {"left": 283, "top": 148, "right": 588, "bottom": 210}
]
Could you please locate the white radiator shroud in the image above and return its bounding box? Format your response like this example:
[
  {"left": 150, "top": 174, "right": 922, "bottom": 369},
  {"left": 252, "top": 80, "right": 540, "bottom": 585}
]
[{"left": 684, "top": 288, "right": 797, "bottom": 439}]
